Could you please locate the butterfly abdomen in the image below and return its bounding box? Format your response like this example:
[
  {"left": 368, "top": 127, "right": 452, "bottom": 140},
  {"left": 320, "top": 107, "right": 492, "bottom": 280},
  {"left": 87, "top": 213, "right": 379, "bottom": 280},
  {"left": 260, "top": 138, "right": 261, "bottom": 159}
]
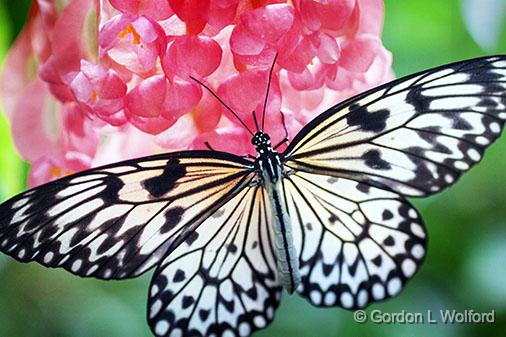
[{"left": 259, "top": 153, "right": 301, "bottom": 293}]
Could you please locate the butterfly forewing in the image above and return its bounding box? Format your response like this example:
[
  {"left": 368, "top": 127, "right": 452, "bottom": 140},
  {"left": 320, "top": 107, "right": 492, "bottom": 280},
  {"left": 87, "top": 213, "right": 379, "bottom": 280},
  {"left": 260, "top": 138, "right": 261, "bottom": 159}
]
[
  {"left": 284, "top": 56, "right": 506, "bottom": 196},
  {"left": 0, "top": 151, "right": 254, "bottom": 279},
  {"left": 148, "top": 185, "right": 281, "bottom": 337},
  {"left": 282, "top": 171, "right": 426, "bottom": 309}
]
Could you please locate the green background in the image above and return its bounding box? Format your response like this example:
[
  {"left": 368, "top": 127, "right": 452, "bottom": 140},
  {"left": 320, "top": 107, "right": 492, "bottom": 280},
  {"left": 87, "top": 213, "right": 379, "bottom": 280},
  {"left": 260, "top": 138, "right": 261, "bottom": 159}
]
[{"left": 1, "top": 1, "right": 506, "bottom": 336}]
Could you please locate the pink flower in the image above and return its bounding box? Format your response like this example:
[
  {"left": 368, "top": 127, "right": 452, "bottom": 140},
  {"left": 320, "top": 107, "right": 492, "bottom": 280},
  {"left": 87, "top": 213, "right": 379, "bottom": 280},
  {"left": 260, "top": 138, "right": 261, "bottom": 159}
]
[
  {"left": 124, "top": 75, "right": 202, "bottom": 134},
  {"left": 28, "top": 153, "right": 91, "bottom": 187},
  {"left": 69, "top": 60, "right": 127, "bottom": 121},
  {"left": 99, "top": 14, "right": 167, "bottom": 75},
  {"left": 296, "top": 0, "right": 357, "bottom": 34},
  {"left": 163, "top": 35, "right": 222, "bottom": 79},
  {"left": 109, "top": 0, "right": 174, "bottom": 20},
  {"left": 1, "top": 0, "right": 393, "bottom": 186}
]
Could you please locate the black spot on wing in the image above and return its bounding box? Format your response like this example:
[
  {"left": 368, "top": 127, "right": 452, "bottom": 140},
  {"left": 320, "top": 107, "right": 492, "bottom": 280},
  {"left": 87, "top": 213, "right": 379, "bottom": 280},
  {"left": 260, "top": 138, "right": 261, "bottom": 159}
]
[
  {"left": 199, "top": 309, "right": 210, "bottom": 321},
  {"left": 382, "top": 210, "right": 393, "bottom": 220},
  {"left": 356, "top": 183, "right": 370, "bottom": 193},
  {"left": 383, "top": 235, "right": 395, "bottom": 246},
  {"left": 143, "top": 159, "right": 186, "bottom": 198},
  {"left": 346, "top": 103, "right": 390, "bottom": 132},
  {"left": 452, "top": 116, "right": 472, "bottom": 130},
  {"left": 371, "top": 255, "right": 382, "bottom": 267},
  {"left": 161, "top": 207, "right": 185, "bottom": 234},
  {"left": 477, "top": 98, "right": 498, "bottom": 108},
  {"left": 246, "top": 286, "right": 258, "bottom": 300},
  {"left": 102, "top": 174, "right": 125, "bottom": 202},
  {"left": 182, "top": 295, "right": 195, "bottom": 309},
  {"left": 362, "top": 150, "right": 391, "bottom": 170},
  {"left": 184, "top": 231, "right": 199, "bottom": 246},
  {"left": 406, "top": 87, "right": 430, "bottom": 112},
  {"left": 328, "top": 214, "right": 339, "bottom": 224},
  {"left": 227, "top": 243, "right": 237, "bottom": 254},
  {"left": 322, "top": 263, "right": 334, "bottom": 276},
  {"left": 173, "top": 269, "right": 186, "bottom": 282}
]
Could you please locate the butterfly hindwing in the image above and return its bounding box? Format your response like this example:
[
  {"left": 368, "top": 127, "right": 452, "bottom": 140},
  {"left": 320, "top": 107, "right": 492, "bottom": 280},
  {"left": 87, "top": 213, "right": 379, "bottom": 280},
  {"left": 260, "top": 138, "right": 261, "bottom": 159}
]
[
  {"left": 282, "top": 171, "right": 426, "bottom": 309},
  {"left": 0, "top": 151, "right": 254, "bottom": 280},
  {"left": 284, "top": 56, "right": 506, "bottom": 196},
  {"left": 148, "top": 185, "right": 281, "bottom": 337}
]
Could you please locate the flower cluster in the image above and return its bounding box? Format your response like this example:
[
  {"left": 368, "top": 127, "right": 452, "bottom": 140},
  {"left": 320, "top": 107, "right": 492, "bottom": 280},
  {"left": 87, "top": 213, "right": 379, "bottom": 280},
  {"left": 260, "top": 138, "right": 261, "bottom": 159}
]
[{"left": 1, "top": 0, "right": 392, "bottom": 186}]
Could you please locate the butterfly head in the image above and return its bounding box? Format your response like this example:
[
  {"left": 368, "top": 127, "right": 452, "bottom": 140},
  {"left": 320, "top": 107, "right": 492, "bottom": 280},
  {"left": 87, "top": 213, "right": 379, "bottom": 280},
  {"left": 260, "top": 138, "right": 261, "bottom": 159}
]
[{"left": 252, "top": 131, "right": 272, "bottom": 154}]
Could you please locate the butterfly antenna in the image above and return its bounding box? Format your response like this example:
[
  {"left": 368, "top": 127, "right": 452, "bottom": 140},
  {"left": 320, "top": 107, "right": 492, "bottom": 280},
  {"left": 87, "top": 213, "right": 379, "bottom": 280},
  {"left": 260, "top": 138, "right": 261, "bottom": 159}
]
[
  {"left": 261, "top": 53, "right": 278, "bottom": 131},
  {"left": 190, "top": 76, "right": 254, "bottom": 136},
  {"left": 252, "top": 110, "right": 260, "bottom": 132}
]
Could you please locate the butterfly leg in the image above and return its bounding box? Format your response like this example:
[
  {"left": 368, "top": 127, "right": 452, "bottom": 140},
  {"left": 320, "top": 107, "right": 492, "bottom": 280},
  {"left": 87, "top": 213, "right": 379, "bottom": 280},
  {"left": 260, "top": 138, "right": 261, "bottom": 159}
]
[
  {"left": 283, "top": 167, "right": 295, "bottom": 177},
  {"left": 204, "top": 141, "right": 215, "bottom": 151},
  {"left": 242, "top": 154, "right": 257, "bottom": 160},
  {"left": 249, "top": 174, "right": 264, "bottom": 187},
  {"left": 273, "top": 137, "right": 289, "bottom": 150}
]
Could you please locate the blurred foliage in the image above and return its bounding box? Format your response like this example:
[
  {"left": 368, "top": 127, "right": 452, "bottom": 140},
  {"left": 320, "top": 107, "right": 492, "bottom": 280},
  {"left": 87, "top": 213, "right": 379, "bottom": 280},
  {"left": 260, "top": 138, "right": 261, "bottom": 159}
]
[{"left": 0, "top": 0, "right": 505, "bottom": 337}]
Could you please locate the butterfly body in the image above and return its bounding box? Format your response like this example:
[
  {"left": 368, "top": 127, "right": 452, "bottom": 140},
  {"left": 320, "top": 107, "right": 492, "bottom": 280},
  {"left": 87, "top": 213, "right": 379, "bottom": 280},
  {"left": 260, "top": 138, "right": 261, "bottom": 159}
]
[
  {"left": 252, "top": 131, "right": 301, "bottom": 293},
  {"left": 1, "top": 56, "right": 506, "bottom": 337}
]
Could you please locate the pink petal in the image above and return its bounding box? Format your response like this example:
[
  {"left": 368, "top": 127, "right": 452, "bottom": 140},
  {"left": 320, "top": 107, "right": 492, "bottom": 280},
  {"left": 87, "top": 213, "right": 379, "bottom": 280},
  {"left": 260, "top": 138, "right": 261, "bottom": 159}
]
[
  {"left": 288, "top": 67, "right": 315, "bottom": 90},
  {"left": 240, "top": 4, "right": 294, "bottom": 43},
  {"left": 287, "top": 60, "right": 337, "bottom": 91},
  {"left": 297, "top": 0, "right": 356, "bottom": 33},
  {"left": 327, "top": 36, "right": 392, "bottom": 91},
  {"left": 162, "top": 80, "right": 202, "bottom": 120},
  {"left": 317, "top": 33, "right": 341, "bottom": 64},
  {"left": 125, "top": 108, "right": 174, "bottom": 134},
  {"left": 155, "top": 114, "right": 199, "bottom": 150},
  {"left": 190, "top": 90, "right": 223, "bottom": 133},
  {"left": 10, "top": 79, "right": 62, "bottom": 162},
  {"left": 339, "top": 35, "right": 381, "bottom": 73},
  {"left": 230, "top": 24, "right": 266, "bottom": 56},
  {"left": 0, "top": 26, "right": 41, "bottom": 117},
  {"left": 217, "top": 69, "right": 281, "bottom": 126},
  {"left": 69, "top": 60, "right": 127, "bottom": 115},
  {"left": 62, "top": 103, "right": 99, "bottom": 158},
  {"left": 51, "top": 0, "right": 97, "bottom": 75},
  {"left": 99, "top": 14, "right": 166, "bottom": 75},
  {"left": 168, "top": 0, "right": 210, "bottom": 34},
  {"left": 28, "top": 153, "right": 91, "bottom": 187},
  {"left": 92, "top": 126, "right": 161, "bottom": 165},
  {"left": 39, "top": 57, "right": 76, "bottom": 102},
  {"left": 262, "top": 109, "right": 302, "bottom": 151},
  {"left": 125, "top": 75, "right": 167, "bottom": 118},
  {"left": 96, "top": 109, "right": 128, "bottom": 126},
  {"left": 207, "top": 0, "right": 239, "bottom": 30},
  {"left": 356, "top": 0, "right": 384, "bottom": 35},
  {"left": 233, "top": 46, "right": 278, "bottom": 68},
  {"left": 192, "top": 126, "right": 252, "bottom": 155},
  {"left": 281, "top": 76, "right": 326, "bottom": 123},
  {"left": 109, "top": 0, "right": 174, "bottom": 20},
  {"left": 163, "top": 35, "right": 222, "bottom": 79},
  {"left": 278, "top": 33, "right": 316, "bottom": 73}
]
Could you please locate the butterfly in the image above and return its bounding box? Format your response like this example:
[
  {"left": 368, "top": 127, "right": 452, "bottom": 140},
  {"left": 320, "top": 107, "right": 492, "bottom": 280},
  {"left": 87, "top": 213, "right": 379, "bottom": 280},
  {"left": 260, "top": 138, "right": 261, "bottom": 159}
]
[{"left": 1, "top": 55, "right": 505, "bottom": 337}]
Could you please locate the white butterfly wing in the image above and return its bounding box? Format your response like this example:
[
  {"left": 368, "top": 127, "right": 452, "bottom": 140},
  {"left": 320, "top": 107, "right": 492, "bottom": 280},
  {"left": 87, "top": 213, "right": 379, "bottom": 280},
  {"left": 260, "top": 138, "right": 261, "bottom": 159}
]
[
  {"left": 284, "top": 56, "right": 506, "bottom": 196},
  {"left": 282, "top": 171, "right": 426, "bottom": 308},
  {"left": 0, "top": 151, "right": 254, "bottom": 279},
  {"left": 148, "top": 184, "right": 281, "bottom": 337}
]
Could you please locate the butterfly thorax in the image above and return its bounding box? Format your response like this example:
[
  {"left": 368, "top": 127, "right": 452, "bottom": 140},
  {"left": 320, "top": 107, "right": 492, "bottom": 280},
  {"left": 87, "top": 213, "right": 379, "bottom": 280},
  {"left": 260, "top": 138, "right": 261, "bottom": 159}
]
[
  {"left": 252, "top": 131, "right": 301, "bottom": 293},
  {"left": 252, "top": 131, "right": 282, "bottom": 183}
]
